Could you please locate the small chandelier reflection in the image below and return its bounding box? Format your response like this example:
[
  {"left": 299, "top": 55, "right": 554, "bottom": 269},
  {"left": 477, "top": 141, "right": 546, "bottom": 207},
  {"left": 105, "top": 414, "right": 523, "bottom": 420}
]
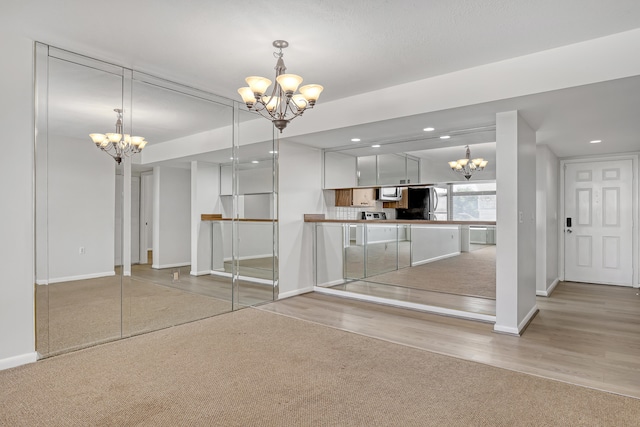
[
  {"left": 89, "top": 109, "right": 148, "bottom": 164},
  {"left": 448, "top": 145, "right": 488, "bottom": 180},
  {"left": 237, "top": 40, "right": 323, "bottom": 133}
]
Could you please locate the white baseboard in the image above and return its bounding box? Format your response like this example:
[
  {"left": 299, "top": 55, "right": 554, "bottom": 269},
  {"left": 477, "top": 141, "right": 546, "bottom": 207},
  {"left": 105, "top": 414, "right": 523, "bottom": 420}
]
[
  {"left": 494, "top": 304, "right": 539, "bottom": 336},
  {"left": 190, "top": 270, "right": 211, "bottom": 276},
  {"left": 152, "top": 262, "right": 190, "bottom": 269},
  {"left": 314, "top": 286, "right": 496, "bottom": 323},
  {"left": 518, "top": 305, "right": 539, "bottom": 333},
  {"left": 38, "top": 271, "right": 116, "bottom": 285},
  {"left": 0, "top": 352, "right": 38, "bottom": 371},
  {"left": 412, "top": 252, "right": 459, "bottom": 267},
  {"left": 222, "top": 254, "right": 273, "bottom": 262},
  {"left": 278, "top": 286, "right": 314, "bottom": 300},
  {"left": 210, "top": 270, "right": 274, "bottom": 286},
  {"left": 536, "top": 278, "right": 559, "bottom": 297},
  {"left": 316, "top": 279, "right": 347, "bottom": 287},
  {"left": 493, "top": 324, "right": 520, "bottom": 335}
]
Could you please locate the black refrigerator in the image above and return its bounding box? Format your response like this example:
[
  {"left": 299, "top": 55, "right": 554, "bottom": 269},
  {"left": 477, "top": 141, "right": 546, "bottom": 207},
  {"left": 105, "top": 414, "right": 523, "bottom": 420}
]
[{"left": 396, "top": 187, "right": 438, "bottom": 220}]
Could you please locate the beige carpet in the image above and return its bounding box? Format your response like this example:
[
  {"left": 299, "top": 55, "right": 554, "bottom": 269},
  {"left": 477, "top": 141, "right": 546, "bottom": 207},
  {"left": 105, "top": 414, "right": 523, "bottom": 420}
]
[
  {"left": 37, "top": 277, "right": 232, "bottom": 356},
  {"left": 368, "top": 245, "right": 496, "bottom": 299},
  {"left": 3, "top": 308, "right": 638, "bottom": 426}
]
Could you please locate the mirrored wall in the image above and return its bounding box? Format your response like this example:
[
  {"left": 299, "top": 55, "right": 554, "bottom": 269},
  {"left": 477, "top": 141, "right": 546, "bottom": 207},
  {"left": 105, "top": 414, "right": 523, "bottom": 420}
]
[
  {"left": 35, "top": 44, "right": 277, "bottom": 357},
  {"left": 316, "top": 135, "right": 497, "bottom": 320}
]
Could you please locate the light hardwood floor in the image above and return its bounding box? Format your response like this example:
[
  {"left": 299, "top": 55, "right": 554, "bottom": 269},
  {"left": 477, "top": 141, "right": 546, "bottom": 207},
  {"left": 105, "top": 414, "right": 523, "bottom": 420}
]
[{"left": 259, "top": 281, "right": 640, "bottom": 399}]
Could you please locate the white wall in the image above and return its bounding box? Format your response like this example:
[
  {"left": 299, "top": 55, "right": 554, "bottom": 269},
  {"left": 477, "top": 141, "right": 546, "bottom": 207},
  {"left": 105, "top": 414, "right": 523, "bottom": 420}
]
[
  {"left": 153, "top": 166, "right": 191, "bottom": 269},
  {"left": 220, "top": 165, "right": 274, "bottom": 195},
  {"left": 278, "top": 141, "right": 327, "bottom": 298},
  {"left": 495, "top": 111, "right": 537, "bottom": 335},
  {"left": 41, "top": 135, "right": 115, "bottom": 282},
  {"left": 0, "top": 33, "right": 36, "bottom": 368},
  {"left": 411, "top": 226, "right": 461, "bottom": 265},
  {"left": 315, "top": 224, "right": 345, "bottom": 286},
  {"left": 536, "top": 145, "right": 559, "bottom": 295},
  {"left": 142, "top": 173, "right": 154, "bottom": 254}
]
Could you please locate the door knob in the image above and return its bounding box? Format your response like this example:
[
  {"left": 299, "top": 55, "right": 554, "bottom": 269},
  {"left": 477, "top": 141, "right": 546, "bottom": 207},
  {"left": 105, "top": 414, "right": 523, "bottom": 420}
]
[{"left": 566, "top": 229, "right": 572, "bottom": 234}]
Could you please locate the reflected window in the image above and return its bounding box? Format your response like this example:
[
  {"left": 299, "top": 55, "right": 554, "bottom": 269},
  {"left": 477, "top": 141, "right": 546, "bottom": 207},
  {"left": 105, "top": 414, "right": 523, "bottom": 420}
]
[{"left": 451, "top": 182, "right": 496, "bottom": 221}]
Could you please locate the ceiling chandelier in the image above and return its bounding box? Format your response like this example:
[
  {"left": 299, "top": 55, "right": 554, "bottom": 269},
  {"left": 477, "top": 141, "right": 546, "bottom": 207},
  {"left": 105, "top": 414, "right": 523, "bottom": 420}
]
[
  {"left": 237, "top": 40, "right": 323, "bottom": 133},
  {"left": 89, "top": 109, "right": 148, "bottom": 164},
  {"left": 448, "top": 145, "right": 488, "bottom": 180}
]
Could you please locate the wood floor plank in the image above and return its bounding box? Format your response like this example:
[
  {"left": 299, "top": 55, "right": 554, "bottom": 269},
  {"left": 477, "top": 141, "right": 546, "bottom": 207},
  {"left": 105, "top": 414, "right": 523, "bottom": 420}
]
[{"left": 259, "top": 282, "right": 640, "bottom": 399}]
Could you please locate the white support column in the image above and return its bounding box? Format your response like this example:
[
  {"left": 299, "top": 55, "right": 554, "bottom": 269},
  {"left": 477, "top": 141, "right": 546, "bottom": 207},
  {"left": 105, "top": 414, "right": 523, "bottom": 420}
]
[
  {"left": 494, "top": 111, "right": 538, "bottom": 335},
  {"left": 190, "top": 161, "right": 199, "bottom": 275},
  {"left": 123, "top": 158, "right": 132, "bottom": 276},
  {"left": 152, "top": 166, "right": 161, "bottom": 269},
  {"left": 190, "top": 161, "right": 220, "bottom": 276}
]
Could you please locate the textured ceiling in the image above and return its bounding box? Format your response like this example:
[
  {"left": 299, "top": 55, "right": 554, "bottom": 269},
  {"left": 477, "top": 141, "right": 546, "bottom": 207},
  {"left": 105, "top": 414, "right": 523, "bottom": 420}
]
[
  {"left": 4, "top": 0, "right": 640, "bottom": 102},
  {"left": 3, "top": 1, "right": 640, "bottom": 162}
]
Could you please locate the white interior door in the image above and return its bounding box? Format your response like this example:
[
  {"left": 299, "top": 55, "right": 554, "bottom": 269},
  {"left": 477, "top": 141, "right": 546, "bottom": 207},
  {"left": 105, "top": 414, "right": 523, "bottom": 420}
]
[{"left": 564, "top": 159, "right": 633, "bottom": 286}]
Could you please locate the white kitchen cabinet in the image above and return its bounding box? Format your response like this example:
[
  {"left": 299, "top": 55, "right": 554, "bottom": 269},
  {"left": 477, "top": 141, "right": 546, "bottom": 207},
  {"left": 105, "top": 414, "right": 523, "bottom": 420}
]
[{"left": 324, "top": 151, "right": 357, "bottom": 189}]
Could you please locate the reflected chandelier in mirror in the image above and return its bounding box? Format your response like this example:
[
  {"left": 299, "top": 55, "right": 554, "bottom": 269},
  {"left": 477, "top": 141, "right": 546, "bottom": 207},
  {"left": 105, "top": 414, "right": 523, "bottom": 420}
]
[
  {"left": 89, "top": 108, "right": 148, "bottom": 164},
  {"left": 448, "top": 145, "right": 488, "bottom": 180}
]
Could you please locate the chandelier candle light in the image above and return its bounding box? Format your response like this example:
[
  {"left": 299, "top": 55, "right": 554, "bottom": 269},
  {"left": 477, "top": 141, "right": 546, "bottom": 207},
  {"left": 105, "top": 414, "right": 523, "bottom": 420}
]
[
  {"left": 238, "top": 40, "right": 323, "bottom": 132},
  {"left": 448, "top": 145, "right": 488, "bottom": 180},
  {"left": 89, "top": 109, "right": 148, "bottom": 164}
]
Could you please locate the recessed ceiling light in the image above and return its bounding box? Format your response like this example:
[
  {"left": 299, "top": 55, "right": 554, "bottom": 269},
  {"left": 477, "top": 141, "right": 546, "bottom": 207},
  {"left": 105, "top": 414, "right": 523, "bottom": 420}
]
[
  {"left": 229, "top": 157, "right": 234, "bottom": 160},
  {"left": 423, "top": 127, "right": 435, "bottom": 132},
  {"left": 269, "top": 150, "right": 278, "bottom": 154},
  {"left": 371, "top": 144, "right": 381, "bottom": 148},
  {"left": 252, "top": 160, "right": 259, "bottom": 164},
  {"left": 351, "top": 138, "right": 361, "bottom": 142},
  {"left": 439, "top": 135, "right": 451, "bottom": 140},
  {"left": 590, "top": 140, "right": 602, "bottom": 144}
]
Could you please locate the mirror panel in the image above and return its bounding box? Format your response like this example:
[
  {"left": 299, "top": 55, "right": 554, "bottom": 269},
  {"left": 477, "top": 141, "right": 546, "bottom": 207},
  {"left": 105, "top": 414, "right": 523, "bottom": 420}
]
[
  {"left": 233, "top": 112, "right": 278, "bottom": 306},
  {"left": 324, "top": 151, "right": 357, "bottom": 189},
  {"left": 377, "top": 154, "right": 407, "bottom": 185},
  {"left": 36, "top": 54, "right": 125, "bottom": 356},
  {"left": 407, "top": 157, "right": 420, "bottom": 184},
  {"left": 123, "top": 78, "right": 236, "bottom": 336},
  {"left": 357, "top": 155, "right": 377, "bottom": 186},
  {"left": 35, "top": 44, "right": 277, "bottom": 358}
]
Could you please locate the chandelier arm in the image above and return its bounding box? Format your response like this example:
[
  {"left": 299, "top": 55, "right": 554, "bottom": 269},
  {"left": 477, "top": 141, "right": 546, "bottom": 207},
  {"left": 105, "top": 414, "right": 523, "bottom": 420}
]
[{"left": 238, "top": 40, "right": 322, "bottom": 133}]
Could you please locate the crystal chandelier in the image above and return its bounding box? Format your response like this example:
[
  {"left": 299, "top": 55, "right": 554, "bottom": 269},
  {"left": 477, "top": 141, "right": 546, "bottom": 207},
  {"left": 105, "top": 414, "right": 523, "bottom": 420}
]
[
  {"left": 448, "top": 145, "right": 488, "bottom": 180},
  {"left": 89, "top": 109, "right": 148, "bottom": 164},
  {"left": 237, "top": 40, "right": 323, "bottom": 132}
]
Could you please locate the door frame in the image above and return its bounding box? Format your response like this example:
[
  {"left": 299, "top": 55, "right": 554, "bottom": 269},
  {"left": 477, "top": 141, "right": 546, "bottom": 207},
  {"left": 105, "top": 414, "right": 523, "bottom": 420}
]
[{"left": 559, "top": 154, "right": 639, "bottom": 288}]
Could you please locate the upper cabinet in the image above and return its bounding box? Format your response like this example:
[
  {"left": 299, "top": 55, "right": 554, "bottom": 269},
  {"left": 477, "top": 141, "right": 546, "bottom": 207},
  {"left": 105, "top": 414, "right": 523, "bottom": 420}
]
[
  {"left": 324, "top": 151, "right": 357, "bottom": 189},
  {"left": 324, "top": 151, "right": 420, "bottom": 189},
  {"left": 378, "top": 154, "right": 407, "bottom": 185},
  {"left": 357, "top": 155, "right": 377, "bottom": 186},
  {"left": 335, "top": 188, "right": 376, "bottom": 207}
]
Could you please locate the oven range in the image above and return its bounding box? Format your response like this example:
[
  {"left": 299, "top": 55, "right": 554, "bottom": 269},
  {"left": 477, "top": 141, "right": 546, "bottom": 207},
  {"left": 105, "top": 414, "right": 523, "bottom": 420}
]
[{"left": 361, "top": 211, "right": 387, "bottom": 220}]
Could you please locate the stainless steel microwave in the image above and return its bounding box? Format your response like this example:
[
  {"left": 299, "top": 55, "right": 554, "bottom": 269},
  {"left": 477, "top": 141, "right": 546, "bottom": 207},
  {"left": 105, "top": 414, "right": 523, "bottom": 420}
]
[{"left": 377, "top": 187, "right": 402, "bottom": 201}]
